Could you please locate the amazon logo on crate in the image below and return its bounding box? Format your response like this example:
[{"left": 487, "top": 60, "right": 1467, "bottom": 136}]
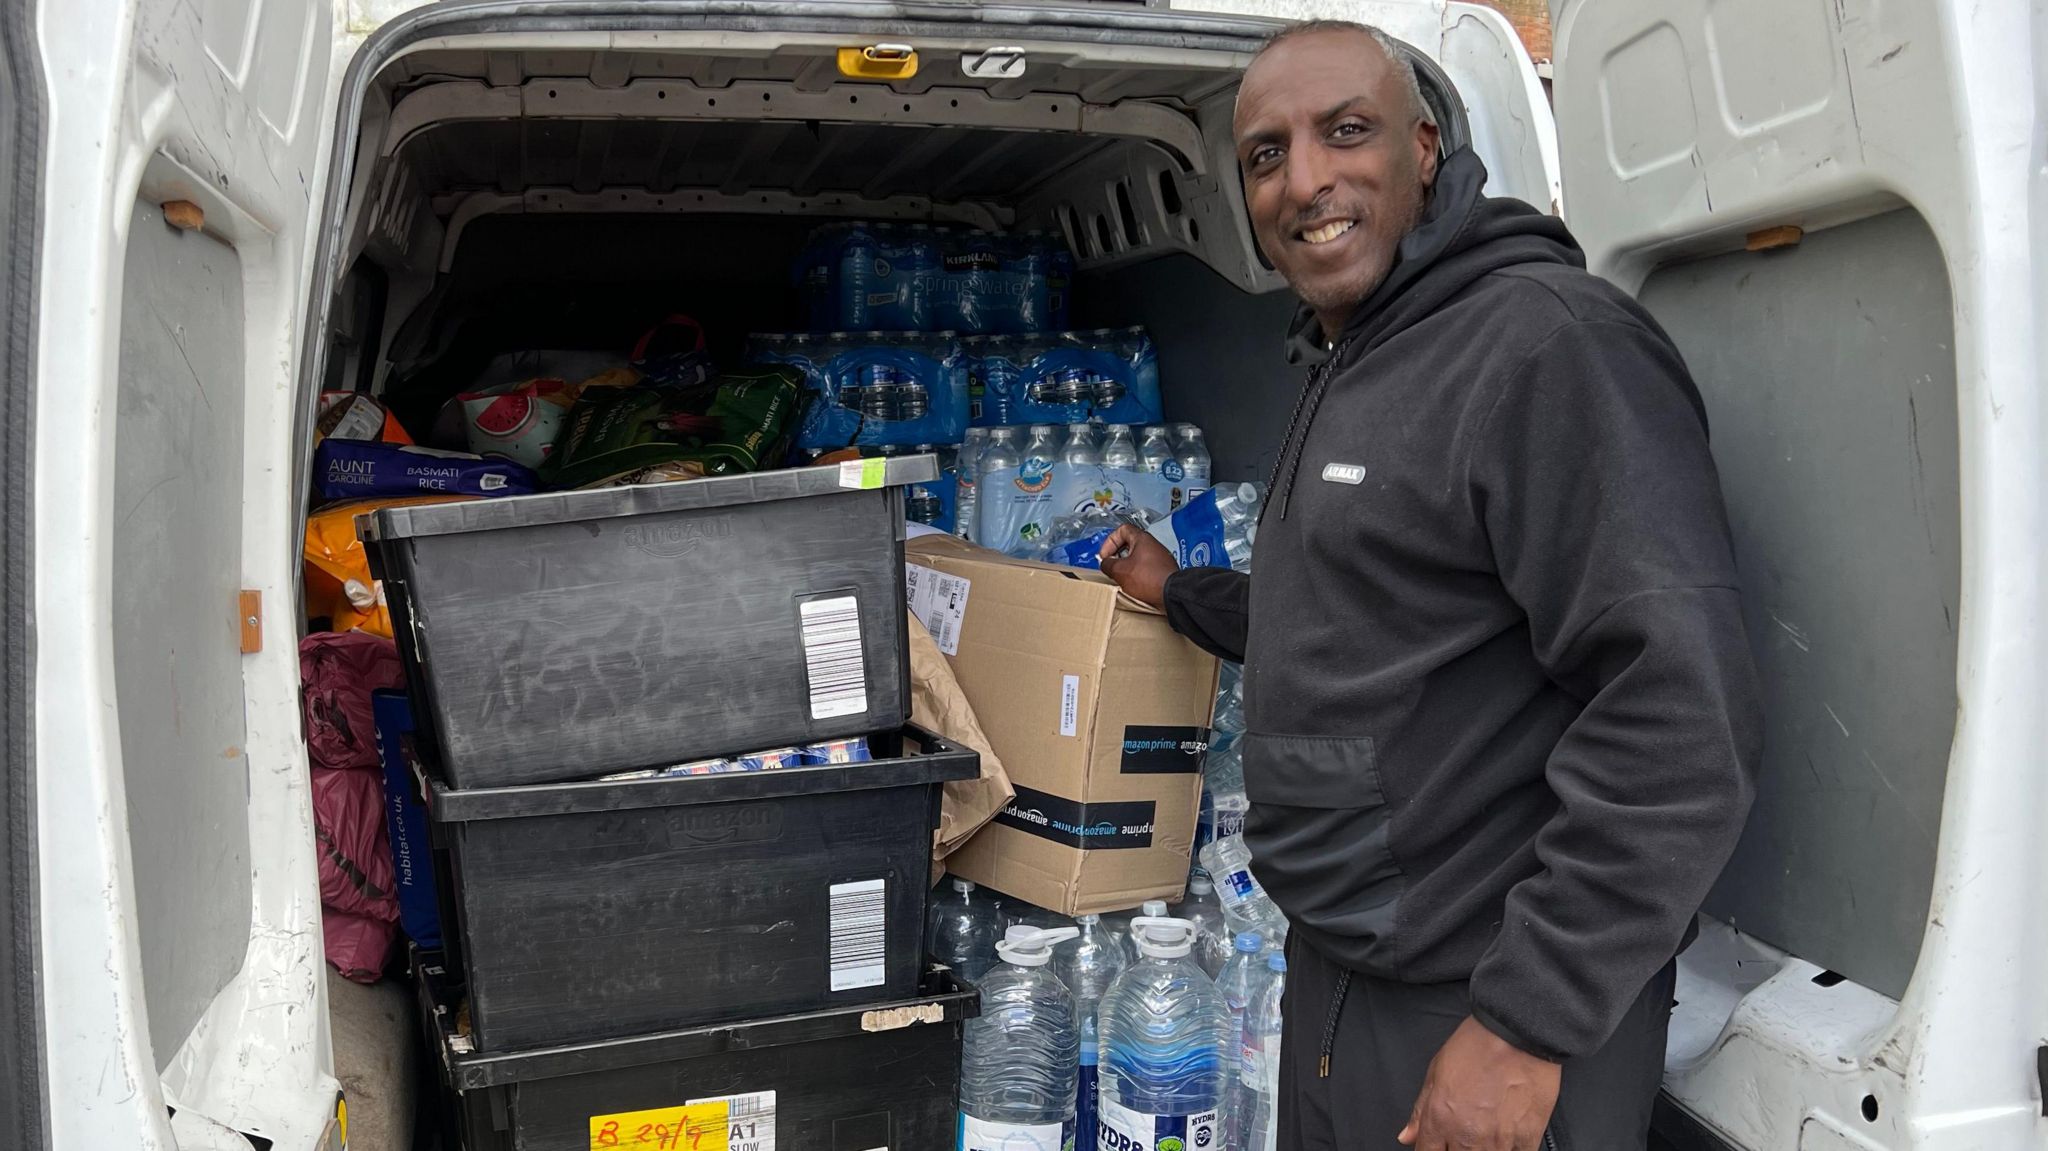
[
  {"left": 667, "top": 803, "right": 784, "bottom": 847},
  {"left": 619, "top": 515, "right": 733, "bottom": 558}
]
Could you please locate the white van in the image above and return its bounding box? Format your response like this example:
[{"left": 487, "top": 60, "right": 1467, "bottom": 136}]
[{"left": 12, "top": 0, "right": 2037, "bottom": 1147}]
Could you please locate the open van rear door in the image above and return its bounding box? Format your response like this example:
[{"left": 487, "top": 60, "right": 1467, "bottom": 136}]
[
  {"left": 34, "top": 0, "right": 340, "bottom": 1146},
  {"left": 1550, "top": 1, "right": 2041, "bottom": 1147}
]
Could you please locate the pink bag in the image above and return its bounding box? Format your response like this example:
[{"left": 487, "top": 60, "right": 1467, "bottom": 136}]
[
  {"left": 302, "top": 631, "right": 406, "bottom": 980},
  {"left": 300, "top": 631, "right": 405, "bottom": 771},
  {"left": 311, "top": 765, "right": 400, "bottom": 981},
  {"left": 323, "top": 907, "right": 398, "bottom": 985}
]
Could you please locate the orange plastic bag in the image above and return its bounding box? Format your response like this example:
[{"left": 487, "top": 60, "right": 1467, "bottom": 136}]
[
  {"left": 315, "top": 391, "right": 413, "bottom": 446},
  {"left": 303, "top": 496, "right": 469, "bottom": 637}
]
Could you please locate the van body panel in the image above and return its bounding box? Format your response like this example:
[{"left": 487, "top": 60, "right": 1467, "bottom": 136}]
[
  {"left": 34, "top": 0, "right": 339, "bottom": 1145},
  {"left": 1550, "top": 0, "right": 2042, "bottom": 1145}
]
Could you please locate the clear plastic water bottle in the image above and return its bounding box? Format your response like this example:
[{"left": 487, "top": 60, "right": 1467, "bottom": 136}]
[
  {"left": 1238, "top": 952, "right": 1288, "bottom": 1151},
  {"left": 1100, "top": 423, "right": 1141, "bottom": 471},
  {"left": 1199, "top": 835, "right": 1285, "bottom": 937},
  {"left": 1203, "top": 746, "right": 1251, "bottom": 867},
  {"left": 1061, "top": 422, "right": 1102, "bottom": 467},
  {"left": 928, "top": 877, "right": 1002, "bottom": 985},
  {"left": 1138, "top": 425, "right": 1176, "bottom": 474},
  {"left": 1101, "top": 899, "right": 1169, "bottom": 964},
  {"left": 1174, "top": 424, "right": 1213, "bottom": 502},
  {"left": 1215, "top": 930, "right": 1268, "bottom": 1148},
  {"left": 1055, "top": 914, "right": 1129, "bottom": 1151},
  {"left": 1227, "top": 522, "right": 1258, "bottom": 572},
  {"left": 1097, "top": 918, "right": 1230, "bottom": 1151},
  {"left": 1215, "top": 482, "right": 1261, "bottom": 528},
  {"left": 959, "top": 925, "right": 1082, "bottom": 1150},
  {"left": 1212, "top": 679, "right": 1245, "bottom": 742},
  {"left": 975, "top": 427, "right": 1022, "bottom": 547},
  {"left": 955, "top": 428, "right": 988, "bottom": 541},
  {"left": 1172, "top": 876, "right": 1231, "bottom": 979}
]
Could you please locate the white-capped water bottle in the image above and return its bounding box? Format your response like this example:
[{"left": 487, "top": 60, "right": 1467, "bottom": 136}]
[
  {"left": 955, "top": 428, "right": 989, "bottom": 541},
  {"left": 1056, "top": 914, "right": 1129, "bottom": 1151},
  {"left": 1171, "top": 875, "right": 1230, "bottom": 979},
  {"left": 929, "top": 877, "right": 1002, "bottom": 985},
  {"left": 1097, "top": 918, "right": 1230, "bottom": 1151},
  {"left": 1215, "top": 482, "right": 1261, "bottom": 527},
  {"left": 1100, "top": 423, "right": 1140, "bottom": 471},
  {"left": 959, "top": 925, "right": 1083, "bottom": 1151},
  {"left": 1215, "top": 930, "right": 1269, "bottom": 1148},
  {"left": 1237, "top": 952, "right": 1288, "bottom": 1151},
  {"left": 1199, "top": 835, "right": 1285, "bottom": 938},
  {"left": 1174, "top": 424, "right": 1213, "bottom": 504},
  {"left": 1102, "top": 899, "right": 1170, "bottom": 965},
  {"left": 974, "top": 427, "right": 1022, "bottom": 548},
  {"left": 1062, "top": 422, "right": 1103, "bottom": 468},
  {"left": 1137, "top": 424, "right": 1175, "bottom": 475}
]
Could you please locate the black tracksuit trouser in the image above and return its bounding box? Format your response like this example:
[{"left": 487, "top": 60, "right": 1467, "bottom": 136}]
[{"left": 1278, "top": 934, "right": 1677, "bottom": 1150}]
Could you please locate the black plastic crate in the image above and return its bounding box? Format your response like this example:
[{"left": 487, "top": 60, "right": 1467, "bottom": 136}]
[
  {"left": 428, "top": 727, "right": 976, "bottom": 1051},
  {"left": 416, "top": 948, "right": 976, "bottom": 1151},
  {"left": 363, "top": 457, "right": 933, "bottom": 789}
]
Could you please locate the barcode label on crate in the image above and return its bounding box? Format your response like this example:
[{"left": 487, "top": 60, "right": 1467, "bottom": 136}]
[
  {"left": 829, "top": 878, "right": 887, "bottom": 991},
  {"left": 904, "top": 563, "right": 971, "bottom": 655},
  {"left": 588, "top": 1090, "right": 774, "bottom": 1150},
  {"left": 800, "top": 596, "right": 868, "bottom": 720}
]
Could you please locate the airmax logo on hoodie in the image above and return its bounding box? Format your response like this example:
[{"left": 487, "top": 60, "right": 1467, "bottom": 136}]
[{"left": 1322, "top": 462, "right": 1367, "bottom": 485}]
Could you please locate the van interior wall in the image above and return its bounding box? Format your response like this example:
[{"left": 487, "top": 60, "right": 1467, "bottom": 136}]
[
  {"left": 369, "top": 210, "right": 1309, "bottom": 486},
  {"left": 1087, "top": 253, "right": 1300, "bottom": 483},
  {"left": 373, "top": 212, "right": 814, "bottom": 429},
  {"left": 1639, "top": 207, "right": 1960, "bottom": 1001}
]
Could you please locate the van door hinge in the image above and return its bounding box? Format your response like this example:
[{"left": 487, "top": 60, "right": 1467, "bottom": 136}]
[{"left": 239, "top": 590, "right": 262, "bottom": 654}]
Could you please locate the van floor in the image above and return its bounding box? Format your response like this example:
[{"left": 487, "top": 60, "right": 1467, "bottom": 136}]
[{"left": 328, "top": 973, "right": 418, "bottom": 1150}]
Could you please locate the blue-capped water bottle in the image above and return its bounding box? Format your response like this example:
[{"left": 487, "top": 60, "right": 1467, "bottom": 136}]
[
  {"left": 1096, "top": 917, "right": 1229, "bottom": 1151},
  {"left": 958, "top": 925, "right": 1082, "bottom": 1151}
]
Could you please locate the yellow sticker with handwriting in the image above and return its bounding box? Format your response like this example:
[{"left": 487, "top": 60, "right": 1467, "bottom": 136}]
[{"left": 588, "top": 1099, "right": 728, "bottom": 1151}]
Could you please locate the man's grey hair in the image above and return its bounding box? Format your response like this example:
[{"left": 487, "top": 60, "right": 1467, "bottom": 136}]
[{"left": 1250, "top": 20, "right": 1438, "bottom": 129}]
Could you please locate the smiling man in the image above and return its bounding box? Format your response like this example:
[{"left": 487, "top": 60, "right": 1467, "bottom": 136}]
[{"left": 1098, "top": 21, "right": 1763, "bottom": 1151}]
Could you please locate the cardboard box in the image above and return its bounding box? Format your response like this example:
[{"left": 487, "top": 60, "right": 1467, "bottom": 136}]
[{"left": 906, "top": 535, "right": 1219, "bottom": 916}]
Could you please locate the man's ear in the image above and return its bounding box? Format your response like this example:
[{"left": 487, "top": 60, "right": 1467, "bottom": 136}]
[{"left": 1417, "top": 120, "right": 1442, "bottom": 189}]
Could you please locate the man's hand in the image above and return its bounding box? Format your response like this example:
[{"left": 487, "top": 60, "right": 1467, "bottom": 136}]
[
  {"left": 1398, "top": 1016, "right": 1561, "bottom": 1151},
  {"left": 1096, "top": 524, "right": 1177, "bottom": 610}
]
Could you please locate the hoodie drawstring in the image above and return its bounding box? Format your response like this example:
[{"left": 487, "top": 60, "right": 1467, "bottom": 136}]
[
  {"left": 1267, "top": 337, "right": 1352, "bottom": 521},
  {"left": 1318, "top": 965, "right": 1352, "bottom": 1077}
]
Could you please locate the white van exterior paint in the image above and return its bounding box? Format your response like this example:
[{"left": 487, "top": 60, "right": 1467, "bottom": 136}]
[{"left": 25, "top": 0, "right": 2042, "bottom": 1147}]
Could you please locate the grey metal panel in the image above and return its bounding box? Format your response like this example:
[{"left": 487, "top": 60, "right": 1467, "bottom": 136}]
[
  {"left": 1087, "top": 252, "right": 1301, "bottom": 482},
  {"left": 113, "top": 201, "right": 253, "bottom": 1068},
  {"left": 1639, "top": 208, "right": 1957, "bottom": 999}
]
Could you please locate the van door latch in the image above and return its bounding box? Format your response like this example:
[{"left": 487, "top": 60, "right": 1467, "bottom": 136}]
[
  {"left": 963, "top": 47, "right": 1028, "bottom": 80},
  {"left": 838, "top": 42, "right": 920, "bottom": 80}
]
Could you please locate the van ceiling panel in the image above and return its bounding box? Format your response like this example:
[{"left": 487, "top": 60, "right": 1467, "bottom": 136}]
[
  {"left": 378, "top": 47, "right": 1245, "bottom": 110},
  {"left": 401, "top": 118, "right": 1123, "bottom": 210}
]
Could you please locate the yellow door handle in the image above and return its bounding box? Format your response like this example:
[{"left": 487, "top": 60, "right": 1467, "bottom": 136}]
[{"left": 838, "top": 43, "right": 919, "bottom": 80}]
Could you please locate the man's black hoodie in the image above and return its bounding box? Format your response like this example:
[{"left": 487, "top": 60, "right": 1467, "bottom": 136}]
[{"left": 1164, "top": 149, "right": 1762, "bottom": 1062}]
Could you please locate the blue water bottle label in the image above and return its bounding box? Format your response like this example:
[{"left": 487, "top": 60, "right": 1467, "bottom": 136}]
[
  {"left": 1076, "top": 1053, "right": 1100, "bottom": 1149},
  {"left": 1097, "top": 1099, "right": 1220, "bottom": 1151},
  {"left": 960, "top": 1113, "right": 1074, "bottom": 1150}
]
